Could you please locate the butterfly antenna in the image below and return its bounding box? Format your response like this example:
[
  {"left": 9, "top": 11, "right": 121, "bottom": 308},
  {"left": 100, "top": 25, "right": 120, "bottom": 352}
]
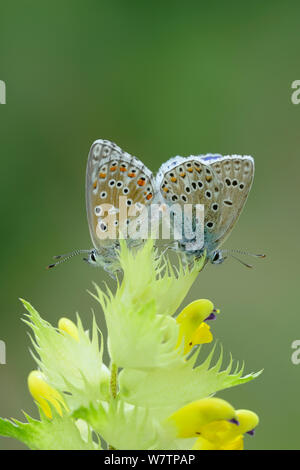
[
  {"left": 47, "top": 250, "right": 90, "bottom": 269},
  {"left": 225, "top": 249, "right": 266, "bottom": 259},
  {"left": 230, "top": 254, "right": 253, "bottom": 269}
]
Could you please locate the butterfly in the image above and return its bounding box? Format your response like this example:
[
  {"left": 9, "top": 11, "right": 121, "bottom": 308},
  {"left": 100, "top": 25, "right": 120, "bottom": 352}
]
[
  {"left": 48, "top": 139, "right": 156, "bottom": 276},
  {"left": 48, "top": 141, "right": 264, "bottom": 274},
  {"left": 156, "top": 154, "right": 265, "bottom": 267}
]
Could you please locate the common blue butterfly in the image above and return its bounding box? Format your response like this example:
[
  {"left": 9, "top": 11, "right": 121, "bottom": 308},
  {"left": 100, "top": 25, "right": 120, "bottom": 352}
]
[
  {"left": 48, "top": 139, "right": 156, "bottom": 275},
  {"left": 156, "top": 154, "right": 264, "bottom": 266}
]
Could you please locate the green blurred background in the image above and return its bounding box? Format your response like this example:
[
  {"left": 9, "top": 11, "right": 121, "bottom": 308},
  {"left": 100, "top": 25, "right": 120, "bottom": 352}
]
[{"left": 0, "top": 0, "right": 299, "bottom": 450}]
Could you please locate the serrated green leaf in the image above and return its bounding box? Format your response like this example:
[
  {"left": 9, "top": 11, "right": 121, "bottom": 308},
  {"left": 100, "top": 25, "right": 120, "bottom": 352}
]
[
  {"left": 73, "top": 400, "right": 183, "bottom": 450},
  {"left": 0, "top": 413, "right": 99, "bottom": 450},
  {"left": 21, "top": 299, "right": 109, "bottom": 409},
  {"left": 119, "top": 345, "right": 262, "bottom": 412}
]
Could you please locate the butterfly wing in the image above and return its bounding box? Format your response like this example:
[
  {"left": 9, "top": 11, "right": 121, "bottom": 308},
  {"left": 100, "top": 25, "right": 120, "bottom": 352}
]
[
  {"left": 86, "top": 139, "right": 155, "bottom": 252},
  {"left": 202, "top": 155, "right": 254, "bottom": 248},
  {"left": 156, "top": 156, "right": 223, "bottom": 253}
]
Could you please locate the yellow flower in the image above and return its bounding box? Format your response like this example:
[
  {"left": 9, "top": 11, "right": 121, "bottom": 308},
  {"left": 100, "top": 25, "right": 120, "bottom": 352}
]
[
  {"left": 28, "top": 370, "right": 68, "bottom": 419},
  {"left": 167, "top": 397, "right": 237, "bottom": 438},
  {"left": 176, "top": 299, "right": 219, "bottom": 354},
  {"left": 58, "top": 317, "right": 79, "bottom": 341},
  {"left": 192, "top": 409, "right": 259, "bottom": 450}
]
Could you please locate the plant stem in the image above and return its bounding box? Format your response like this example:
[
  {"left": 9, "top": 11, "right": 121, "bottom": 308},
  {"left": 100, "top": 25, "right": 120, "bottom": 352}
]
[
  {"left": 110, "top": 362, "right": 118, "bottom": 399},
  {"left": 107, "top": 363, "right": 118, "bottom": 450}
]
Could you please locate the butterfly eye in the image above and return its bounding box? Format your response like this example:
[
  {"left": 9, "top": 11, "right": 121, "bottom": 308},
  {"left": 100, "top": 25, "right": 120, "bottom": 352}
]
[{"left": 91, "top": 251, "right": 97, "bottom": 262}]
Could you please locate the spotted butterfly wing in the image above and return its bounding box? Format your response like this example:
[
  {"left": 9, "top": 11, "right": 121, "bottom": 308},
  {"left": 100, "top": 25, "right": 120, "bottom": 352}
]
[
  {"left": 202, "top": 155, "right": 254, "bottom": 248},
  {"left": 86, "top": 139, "right": 155, "bottom": 260},
  {"left": 157, "top": 154, "right": 254, "bottom": 260},
  {"left": 156, "top": 156, "right": 223, "bottom": 255}
]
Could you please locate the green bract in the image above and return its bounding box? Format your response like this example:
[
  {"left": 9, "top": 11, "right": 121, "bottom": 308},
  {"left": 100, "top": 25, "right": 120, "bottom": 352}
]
[{"left": 0, "top": 240, "right": 262, "bottom": 450}]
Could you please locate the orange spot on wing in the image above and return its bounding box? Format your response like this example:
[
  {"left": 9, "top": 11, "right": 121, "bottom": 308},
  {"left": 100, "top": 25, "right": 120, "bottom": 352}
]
[
  {"left": 187, "top": 168, "right": 193, "bottom": 173},
  {"left": 180, "top": 172, "right": 186, "bottom": 178},
  {"left": 110, "top": 166, "right": 117, "bottom": 171},
  {"left": 120, "top": 167, "right": 127, "bottom": 172},
  {"left": 206, "top": 175, "right": 212, "bottom": 182},
  {"left": 146, "top": 193, "right": 153, "bottom": 200},
  {"left": 128, "top": 172, "right": 136, "bottom": 178},
  {"left": 137, "top": 179, "right": 146, "bottom": 186},
  {"left": 99, "top": 173, "right": 106, "bottom": 178},
  {"left": 93, "top": 181, "right": 97, "bottom": 189},
  {"left": 163, "top": 187, "right": 170, "bottom": 193},
  {"left": 171, "top": 177, "right": 177, "bottom": 182}
]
